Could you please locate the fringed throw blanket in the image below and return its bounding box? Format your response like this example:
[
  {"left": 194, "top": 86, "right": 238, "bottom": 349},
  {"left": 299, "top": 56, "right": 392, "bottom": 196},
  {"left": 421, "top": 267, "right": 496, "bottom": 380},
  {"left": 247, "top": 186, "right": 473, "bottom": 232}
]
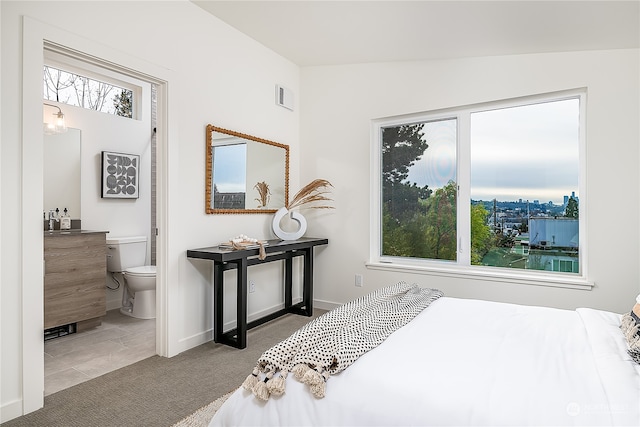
[{"left": 242, "top": 282, "right": 443, "bottom": 401}]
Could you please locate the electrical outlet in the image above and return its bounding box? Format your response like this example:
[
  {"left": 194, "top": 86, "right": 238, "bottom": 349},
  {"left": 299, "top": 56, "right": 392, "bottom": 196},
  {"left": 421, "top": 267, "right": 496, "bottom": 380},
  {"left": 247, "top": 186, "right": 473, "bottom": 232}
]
[
  {"left": 355, "top": 274, "right": 363, "bottom": 287},
  {"left": 250, "top": 282, "right": 256, "bottom": 293}
]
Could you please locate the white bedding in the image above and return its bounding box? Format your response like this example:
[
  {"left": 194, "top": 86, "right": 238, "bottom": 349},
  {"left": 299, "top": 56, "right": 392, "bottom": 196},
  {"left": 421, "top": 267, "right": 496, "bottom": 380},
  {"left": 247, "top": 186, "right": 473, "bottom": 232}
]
[{"left": 210, "top": 297, "right": 640, "bottom": 426}]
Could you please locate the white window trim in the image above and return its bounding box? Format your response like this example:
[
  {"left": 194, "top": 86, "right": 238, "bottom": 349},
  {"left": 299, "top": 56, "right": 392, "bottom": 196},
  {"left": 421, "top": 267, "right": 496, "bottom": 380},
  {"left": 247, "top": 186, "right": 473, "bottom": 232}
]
[
  {"left": 370, "top": 89, "right": 591, "bottom": 290},
  {"left": 44, "top": 47, "right": 142, "bottom": 120}
]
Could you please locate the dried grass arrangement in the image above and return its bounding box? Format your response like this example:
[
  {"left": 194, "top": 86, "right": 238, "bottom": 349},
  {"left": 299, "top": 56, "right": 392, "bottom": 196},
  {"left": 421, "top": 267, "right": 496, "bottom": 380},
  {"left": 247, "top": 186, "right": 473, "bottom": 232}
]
[
  {"left": 254, "top": 181, "right": 271, "bottom": 208},
  {"left": 287, "top": 179, "right": 334, "bottom": 211}
]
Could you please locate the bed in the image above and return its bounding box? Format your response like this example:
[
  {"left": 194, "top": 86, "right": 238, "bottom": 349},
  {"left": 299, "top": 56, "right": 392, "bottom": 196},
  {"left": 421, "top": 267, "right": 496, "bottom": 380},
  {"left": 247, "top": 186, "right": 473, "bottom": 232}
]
[{"left": 210, "top": 286, "right": 640, "bottom": 426}]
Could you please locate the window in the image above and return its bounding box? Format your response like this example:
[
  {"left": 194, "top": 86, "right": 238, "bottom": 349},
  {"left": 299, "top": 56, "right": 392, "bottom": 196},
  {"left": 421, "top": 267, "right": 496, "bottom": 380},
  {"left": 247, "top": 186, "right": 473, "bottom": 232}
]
[
  {"left": 373, "top": 90, "right": 586, "bottom": 285},
  {"left": 552, "top": 259, "right": 579, "bottom": 273},
  {"left": 381, "top": 118, "right": 457, "bottom": 261},
  {"left": 43, "top": 65, "right": 134, "bottom": 118}
]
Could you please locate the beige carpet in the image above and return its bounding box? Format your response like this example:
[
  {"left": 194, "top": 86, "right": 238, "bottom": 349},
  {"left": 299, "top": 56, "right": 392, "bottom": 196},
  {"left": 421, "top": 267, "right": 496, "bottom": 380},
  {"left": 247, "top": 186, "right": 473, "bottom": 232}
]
[
  {"left": 3, "top": 310, "right": 325, "bottom": 427},
  {"left": 171, "top": 390, "right": 235, "bottom": 427}
]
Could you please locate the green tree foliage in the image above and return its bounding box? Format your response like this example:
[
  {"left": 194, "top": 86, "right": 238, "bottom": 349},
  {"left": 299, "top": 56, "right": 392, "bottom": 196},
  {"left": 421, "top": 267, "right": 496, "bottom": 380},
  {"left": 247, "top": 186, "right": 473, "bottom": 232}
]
[
  {"left": 564, "top": 196, "right": 579, "bottom": 218},
  {"left": 470, "top": 203, "right": 492, "bottom": 264},
  {"left": 113, "top": 89, "right": 133, "bottom": 118},
  {"left": 381, "top": 124, "right": 431, "bottom": 221},
  {"left": 383, "top": 209, "right": 429, "bottom": 257},
  {"left": 423, "top": 181, "right": 457, "bottom": 260},
  {"left": 382, "top": 181, "right": 458, "bottom": 260},
  {"left": 381, "top": 125, "right": 460, "bottom": 261}
]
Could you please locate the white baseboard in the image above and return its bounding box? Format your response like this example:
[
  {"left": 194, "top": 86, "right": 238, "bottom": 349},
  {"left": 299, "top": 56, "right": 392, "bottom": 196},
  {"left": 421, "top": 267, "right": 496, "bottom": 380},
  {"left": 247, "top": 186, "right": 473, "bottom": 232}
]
[
  {"left": 177, "top": 328, "right": 214, "bottom": 354},
  {"left": 1, "top": 398, "right": 24, "bottom": 423},
  {"left": 313, "top": 298, "right": 341, "bottom": 311},
  {"left": 174, "top": 298, "right": 339, "bottom": 356},
  {"left": 222, "top": 298, "right": 303, "bottom": 331}
]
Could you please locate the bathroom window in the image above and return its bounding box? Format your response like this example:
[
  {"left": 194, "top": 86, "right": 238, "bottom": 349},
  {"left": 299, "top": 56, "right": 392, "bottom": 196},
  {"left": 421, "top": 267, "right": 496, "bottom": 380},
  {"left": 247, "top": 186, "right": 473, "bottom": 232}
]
[{"left": 43, "top": 65, "right": 135, "bottom": 118}]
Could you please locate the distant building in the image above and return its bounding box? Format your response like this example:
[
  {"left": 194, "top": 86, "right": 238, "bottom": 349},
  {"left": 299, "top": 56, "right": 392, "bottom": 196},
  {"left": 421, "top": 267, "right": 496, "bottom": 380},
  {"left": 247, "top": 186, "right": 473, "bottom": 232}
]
[
  {"left": 529, "top": 217, "right": 578, "bottom": 249},
  {"left": 213, "top": 191, "right": 246, "bottom": 209},
  {"left": 522, "top": 217, "right": 579, "bottom": 273},
  {"left": 563, "top": 191, "right": 579, "bottom": 208}
]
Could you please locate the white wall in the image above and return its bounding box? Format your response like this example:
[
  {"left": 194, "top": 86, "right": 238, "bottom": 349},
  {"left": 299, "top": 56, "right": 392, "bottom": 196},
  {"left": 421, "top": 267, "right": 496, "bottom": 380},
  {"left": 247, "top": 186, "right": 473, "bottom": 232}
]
[
  {"left": 65, "top": 98, "right": 152, "bottom": 309},
  {"left": 2, "top": 0, "right": 637, "bottom": 423},
  {"left": 1, "top": 0, "right": 300, "bottom": 421},
  {"left": 42, "top": 68, "right": 154, "bottom": 310},
  {"left": 301, "top": 49, "right": 640, "bottom": 314}
]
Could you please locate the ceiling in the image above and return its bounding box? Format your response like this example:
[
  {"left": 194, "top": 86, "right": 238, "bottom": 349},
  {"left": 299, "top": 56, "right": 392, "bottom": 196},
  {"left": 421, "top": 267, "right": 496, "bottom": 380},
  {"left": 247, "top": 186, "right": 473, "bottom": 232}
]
[{"left": 192, "top": 1, "right": 639, "bottom": 67}]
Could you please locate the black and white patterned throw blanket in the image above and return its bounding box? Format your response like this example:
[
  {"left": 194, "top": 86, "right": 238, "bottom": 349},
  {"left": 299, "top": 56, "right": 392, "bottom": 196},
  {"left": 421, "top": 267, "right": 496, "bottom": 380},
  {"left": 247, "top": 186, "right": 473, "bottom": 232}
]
[{"left": 242, "top": 282, "right": 443, "bottom": 400}]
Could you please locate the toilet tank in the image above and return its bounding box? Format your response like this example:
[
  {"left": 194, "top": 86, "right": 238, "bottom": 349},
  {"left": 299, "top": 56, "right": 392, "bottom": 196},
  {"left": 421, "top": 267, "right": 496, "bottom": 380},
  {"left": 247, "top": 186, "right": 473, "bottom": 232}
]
[{"left": 106, "top": 236, "right": 147, "bottom": 272}]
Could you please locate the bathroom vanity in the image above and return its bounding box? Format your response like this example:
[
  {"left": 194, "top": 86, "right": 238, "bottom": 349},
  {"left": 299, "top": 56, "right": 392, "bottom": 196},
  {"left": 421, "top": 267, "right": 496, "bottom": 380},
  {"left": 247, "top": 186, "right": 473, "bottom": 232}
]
[{"left": 44, "top": 230, "right": 108, "bottom": 333}]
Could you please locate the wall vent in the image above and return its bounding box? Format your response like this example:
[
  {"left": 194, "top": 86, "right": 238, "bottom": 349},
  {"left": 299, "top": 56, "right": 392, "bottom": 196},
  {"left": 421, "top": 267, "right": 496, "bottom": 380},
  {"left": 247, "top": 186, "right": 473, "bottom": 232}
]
[{"left": 276, "top": 84, "right": 294, "bottom": 111}]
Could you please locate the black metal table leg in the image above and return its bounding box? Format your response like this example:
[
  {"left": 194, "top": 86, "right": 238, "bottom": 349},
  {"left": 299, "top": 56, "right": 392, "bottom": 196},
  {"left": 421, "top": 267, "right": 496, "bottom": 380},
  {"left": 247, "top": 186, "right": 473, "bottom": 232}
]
[
  {"left": 235, "top": 257, "right": 248, "bottom": 349},
  {"left": 213, "top": 262, "right": 224, "bottom": 343},
  {"left": 303, "top": 247, "right": 313, "bottom": 316},
  {"left": 284, "top": 254, "right": 293, "bottom": 309}
]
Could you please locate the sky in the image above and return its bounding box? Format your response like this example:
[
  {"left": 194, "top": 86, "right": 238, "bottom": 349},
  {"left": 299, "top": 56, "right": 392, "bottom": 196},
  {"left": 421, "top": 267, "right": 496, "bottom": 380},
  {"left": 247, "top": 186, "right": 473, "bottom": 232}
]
[
  {"left": 212, "top": 143, "right": 246, "bottom": 193},
  {"left": 406, "top": 98, "right": 580, "bottom": 204}
]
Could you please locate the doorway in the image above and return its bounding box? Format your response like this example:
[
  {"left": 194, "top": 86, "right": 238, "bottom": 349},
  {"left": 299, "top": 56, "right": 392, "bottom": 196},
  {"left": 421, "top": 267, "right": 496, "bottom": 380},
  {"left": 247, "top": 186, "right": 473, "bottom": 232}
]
[
  {"left": 42, "top": 48, "right": 159, "bottom": 394},
  {"left": 22, "top": 16, "right": 172, "bottom": 414}
]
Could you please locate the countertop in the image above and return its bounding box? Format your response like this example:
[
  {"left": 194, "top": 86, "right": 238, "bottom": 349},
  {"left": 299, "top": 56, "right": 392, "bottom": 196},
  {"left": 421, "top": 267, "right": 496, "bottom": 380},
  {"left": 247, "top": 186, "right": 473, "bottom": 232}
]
[{"left": 44, "top": 229, "right": 109, "bottom": 236}]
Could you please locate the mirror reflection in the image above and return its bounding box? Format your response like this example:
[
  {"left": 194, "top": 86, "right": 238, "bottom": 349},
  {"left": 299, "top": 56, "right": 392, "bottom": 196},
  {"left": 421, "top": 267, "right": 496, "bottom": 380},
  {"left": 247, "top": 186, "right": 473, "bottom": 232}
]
[
  {"left": 44, "top": 127, "right": 81, "bottom": 219},
  {"left": 206, "top": 125, "right": 289, "bottom": 214}
]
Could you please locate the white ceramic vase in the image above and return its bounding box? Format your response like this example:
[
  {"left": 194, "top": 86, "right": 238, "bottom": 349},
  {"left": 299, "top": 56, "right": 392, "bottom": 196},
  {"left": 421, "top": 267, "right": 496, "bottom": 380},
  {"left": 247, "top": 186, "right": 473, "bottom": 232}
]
[{"left": 272, "top": 207, "right": 307, "bottom": 240}]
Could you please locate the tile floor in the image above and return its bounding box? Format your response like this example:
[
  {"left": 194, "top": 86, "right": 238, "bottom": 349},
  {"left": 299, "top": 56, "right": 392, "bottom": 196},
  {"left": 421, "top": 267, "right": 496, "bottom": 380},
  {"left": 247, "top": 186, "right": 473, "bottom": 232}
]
[{"left": 44, "top": 309, "right": 156, "bottom": 396}]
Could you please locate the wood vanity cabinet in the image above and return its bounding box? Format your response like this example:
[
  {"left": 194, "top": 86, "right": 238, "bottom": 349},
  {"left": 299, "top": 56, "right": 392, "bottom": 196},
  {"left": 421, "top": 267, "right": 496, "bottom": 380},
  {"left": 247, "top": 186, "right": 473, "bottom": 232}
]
[{"left": 44, "top": 232, "right": 107, "bottom": 330}]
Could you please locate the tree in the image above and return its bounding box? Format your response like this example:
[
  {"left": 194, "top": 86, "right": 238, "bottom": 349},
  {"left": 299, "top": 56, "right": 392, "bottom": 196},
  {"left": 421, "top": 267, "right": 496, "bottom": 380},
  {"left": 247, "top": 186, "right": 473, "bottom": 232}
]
[
  {"left": 382, "top": 209, "right": 429, "bottom": 258},
  {"left": 73, "top": 76, "right": 115, "bottom": 111},
  {"left": 113, "top": 89, "right": 133, "bottom": 118},
  {"left": 470, "top": 203, "right": 492, "bottom": 264},
  {"left": 43, "top": 66, "right": 76, "bottom": 102},
  {"left": 382, "top": 124, "right": 428, "bottom": 185},
  {"left": 381, "top": 124, "right": 430, "bottom": 221},
  {"left": 43, "top": 65, "right": 128, "bottom": 116},
  {"left": 564, "top": 196, "right": 579, "bottom": 218},
  {"left": 423, "top": 181, "right": 457, "bottom": 260}
]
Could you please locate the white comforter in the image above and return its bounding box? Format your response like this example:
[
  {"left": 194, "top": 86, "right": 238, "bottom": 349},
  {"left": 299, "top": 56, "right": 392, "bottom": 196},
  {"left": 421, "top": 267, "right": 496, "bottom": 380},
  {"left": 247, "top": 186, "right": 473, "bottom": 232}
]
[{"left": 210, "top": 297, "right": 640, "bottom": 426}]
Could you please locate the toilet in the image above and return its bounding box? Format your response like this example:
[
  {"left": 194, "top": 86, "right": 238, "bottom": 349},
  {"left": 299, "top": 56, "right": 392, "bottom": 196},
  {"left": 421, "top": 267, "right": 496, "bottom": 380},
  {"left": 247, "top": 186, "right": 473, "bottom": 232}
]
[{"left": 106, "top": 236, "right": 156, "bottom": 319}]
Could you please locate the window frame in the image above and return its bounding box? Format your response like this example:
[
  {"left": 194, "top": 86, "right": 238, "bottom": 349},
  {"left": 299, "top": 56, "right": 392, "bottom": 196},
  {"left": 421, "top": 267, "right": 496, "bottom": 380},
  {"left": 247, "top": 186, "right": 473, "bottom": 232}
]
[
  {"left": 44, "top": 49, "right": 142, "bottom": 120},
  {"left": 369, "top": 89, "right": 591, "bottom": 290}
]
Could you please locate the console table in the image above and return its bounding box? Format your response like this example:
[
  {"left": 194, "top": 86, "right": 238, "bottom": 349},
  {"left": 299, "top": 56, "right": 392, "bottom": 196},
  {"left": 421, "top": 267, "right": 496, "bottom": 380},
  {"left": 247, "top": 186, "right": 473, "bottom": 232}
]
[{"left": 186, "top": 237, "right": 328, "bottom": 349}]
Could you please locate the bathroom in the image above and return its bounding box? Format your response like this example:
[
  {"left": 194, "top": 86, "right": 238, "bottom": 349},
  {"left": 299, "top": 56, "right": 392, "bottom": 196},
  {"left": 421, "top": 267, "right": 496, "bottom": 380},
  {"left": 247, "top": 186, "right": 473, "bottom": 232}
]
[{"left": 42, "top": 47, "right": 158, "bottom": 395}]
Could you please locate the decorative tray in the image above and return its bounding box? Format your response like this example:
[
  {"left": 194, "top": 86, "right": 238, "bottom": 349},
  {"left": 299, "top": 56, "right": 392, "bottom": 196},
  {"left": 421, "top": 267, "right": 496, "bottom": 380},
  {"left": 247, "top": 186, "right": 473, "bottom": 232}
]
[{"left": 219, "top": 235, "right": 268, "bottom": 250}]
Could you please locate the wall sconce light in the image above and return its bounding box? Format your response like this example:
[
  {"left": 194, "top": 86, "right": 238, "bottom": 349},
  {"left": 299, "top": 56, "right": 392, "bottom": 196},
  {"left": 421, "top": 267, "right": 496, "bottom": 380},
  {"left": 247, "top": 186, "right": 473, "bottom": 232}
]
[{"left": 43, "top": 103, "right": 67, "bottom": 135}]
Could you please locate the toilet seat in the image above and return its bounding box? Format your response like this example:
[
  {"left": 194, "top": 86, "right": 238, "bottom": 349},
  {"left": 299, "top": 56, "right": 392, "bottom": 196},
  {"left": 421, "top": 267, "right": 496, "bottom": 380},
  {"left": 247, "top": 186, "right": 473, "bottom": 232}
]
[{"left": 125, "top": 265, "right": 156, "bottom": 277}]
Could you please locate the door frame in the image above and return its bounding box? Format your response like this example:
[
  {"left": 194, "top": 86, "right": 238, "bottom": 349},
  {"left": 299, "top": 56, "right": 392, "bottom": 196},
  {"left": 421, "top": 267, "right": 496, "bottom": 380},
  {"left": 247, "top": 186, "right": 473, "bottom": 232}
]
[{"left": 21, "top": 16, "right": 177, "bottom": 414}]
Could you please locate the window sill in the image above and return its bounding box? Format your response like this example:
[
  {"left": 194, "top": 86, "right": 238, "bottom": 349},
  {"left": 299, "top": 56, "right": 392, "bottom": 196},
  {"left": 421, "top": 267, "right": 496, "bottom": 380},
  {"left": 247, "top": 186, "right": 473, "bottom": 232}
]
[{"left": 365, "top": 261, "right": 594, "bottom": 291}]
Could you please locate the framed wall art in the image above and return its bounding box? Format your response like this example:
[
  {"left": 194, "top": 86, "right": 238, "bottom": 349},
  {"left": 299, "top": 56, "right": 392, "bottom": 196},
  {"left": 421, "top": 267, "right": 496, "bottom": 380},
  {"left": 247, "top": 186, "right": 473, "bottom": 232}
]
[{"left": 101, "top": 151, "right": 140, "bottom": 199}]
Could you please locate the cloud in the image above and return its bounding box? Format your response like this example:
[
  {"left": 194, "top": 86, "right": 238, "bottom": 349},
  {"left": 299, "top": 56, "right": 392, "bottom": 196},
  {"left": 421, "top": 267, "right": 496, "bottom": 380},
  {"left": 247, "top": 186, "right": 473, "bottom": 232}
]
[{"left": 405, "top": 97, "right": 580, "bottom": 204}]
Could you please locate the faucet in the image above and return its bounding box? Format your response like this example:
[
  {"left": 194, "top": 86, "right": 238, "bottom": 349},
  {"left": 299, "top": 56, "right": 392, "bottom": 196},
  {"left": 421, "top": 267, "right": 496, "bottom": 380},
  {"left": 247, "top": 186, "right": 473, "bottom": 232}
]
[{"left": 48, "top": 210, "right": 59, "bottom": 231}]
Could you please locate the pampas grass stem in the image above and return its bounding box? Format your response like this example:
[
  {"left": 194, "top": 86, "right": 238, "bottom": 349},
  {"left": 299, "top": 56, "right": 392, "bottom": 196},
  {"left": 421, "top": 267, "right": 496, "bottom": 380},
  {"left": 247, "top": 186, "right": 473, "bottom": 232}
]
[
  {"left": 287, "top": 179, "right": 334, "bottom": 211},
  {"left": 254, "top": 181, "right": 271, "bottom": 207}
]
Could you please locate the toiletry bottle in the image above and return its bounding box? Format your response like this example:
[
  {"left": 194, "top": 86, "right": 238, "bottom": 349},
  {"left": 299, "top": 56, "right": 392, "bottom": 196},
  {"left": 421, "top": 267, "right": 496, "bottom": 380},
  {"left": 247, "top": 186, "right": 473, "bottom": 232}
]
[{"left": 60, "top": 208, "right": 71, "bottom": 230}]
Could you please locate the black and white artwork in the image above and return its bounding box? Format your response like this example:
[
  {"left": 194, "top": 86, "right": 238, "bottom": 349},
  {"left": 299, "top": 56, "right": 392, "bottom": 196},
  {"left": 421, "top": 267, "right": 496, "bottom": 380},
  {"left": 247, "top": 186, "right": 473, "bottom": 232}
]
[{"left": 101, "top": 151, "right": 139, "bottom": 199}]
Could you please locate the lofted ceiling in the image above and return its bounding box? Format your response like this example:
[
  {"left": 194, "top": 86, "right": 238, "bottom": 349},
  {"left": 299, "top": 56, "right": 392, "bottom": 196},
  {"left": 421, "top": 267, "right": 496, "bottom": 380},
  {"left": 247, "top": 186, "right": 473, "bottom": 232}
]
[{"left": 192, "top": 0, "right": 640, "bottom": 67}]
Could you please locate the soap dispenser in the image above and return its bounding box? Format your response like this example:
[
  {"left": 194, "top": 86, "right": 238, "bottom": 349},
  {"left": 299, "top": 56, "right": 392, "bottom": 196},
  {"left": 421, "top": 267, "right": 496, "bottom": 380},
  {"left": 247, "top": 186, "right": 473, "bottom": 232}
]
[{"left": 60, "top": 208, "right": 71, "bottom": 230}]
